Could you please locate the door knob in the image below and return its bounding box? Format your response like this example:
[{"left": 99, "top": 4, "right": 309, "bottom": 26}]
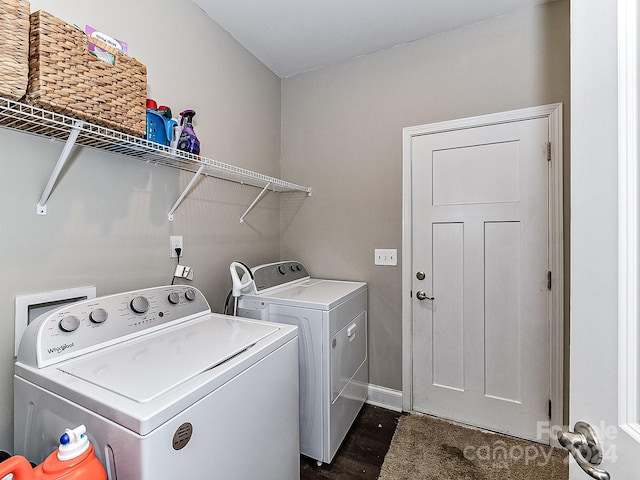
[
  {"left": 557, "top": 421, "right": 610, "bottom": 480},
  {"left": 416, "top": 291, "right": 434, "bottom": 301}
]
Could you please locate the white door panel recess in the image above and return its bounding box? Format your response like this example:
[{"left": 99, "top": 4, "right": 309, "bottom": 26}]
[{"left": 402, "top": 104, "right": 564, "bottom": 444}]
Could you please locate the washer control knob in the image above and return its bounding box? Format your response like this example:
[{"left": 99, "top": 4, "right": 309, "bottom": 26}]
[
  {"left": 184, "top": 289, "right": 197, "bottom": 301},
  {"left": 89, "top": 308, "right": 108, "bottom": 324},
  {"left": 59, "top": 316, "right": 80, "bottom": 332},
  {"left": 168, "top": 292, "right": 180, "bottom": 305},
  {"left": 278, "top": 265, "right": 287, "bottom": 275},
  {"left": 130, "top": 296, "right": 150, "bottom": 314}
]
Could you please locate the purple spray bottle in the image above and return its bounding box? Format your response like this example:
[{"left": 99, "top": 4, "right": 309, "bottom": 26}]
[{"left": 177, "top": 109, "right": 200, "bottom": 155}]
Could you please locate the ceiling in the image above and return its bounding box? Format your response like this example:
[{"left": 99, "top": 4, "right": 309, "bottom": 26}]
[{"left": 192, "top": 0, "right": 555, "bottom": 78}]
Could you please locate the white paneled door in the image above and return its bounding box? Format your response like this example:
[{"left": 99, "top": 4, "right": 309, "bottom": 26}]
[{"left": 408, "top": 114, "right": 556, "bottom": 442}]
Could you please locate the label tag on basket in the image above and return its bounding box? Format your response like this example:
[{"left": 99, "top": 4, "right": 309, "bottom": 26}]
[{"left": 85, "top": 25, "right": 128, "bottom": 54}]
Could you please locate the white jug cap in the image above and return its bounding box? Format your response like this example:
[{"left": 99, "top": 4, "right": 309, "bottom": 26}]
[{"left": 57, "top": 425, "right": 90, "bottom": 461}]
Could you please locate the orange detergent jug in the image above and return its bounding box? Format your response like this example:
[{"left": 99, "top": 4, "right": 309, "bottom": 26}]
[{"left": 0, "top": 425, "right": 107, "bottom": 480}]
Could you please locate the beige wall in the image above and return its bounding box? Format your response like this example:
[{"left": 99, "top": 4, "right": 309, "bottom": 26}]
[
  {"left": 0, "top": 0, "right": 282, "bottom": 450},
  {"left": 281, "top": 0, "right": 570, "bottom": 391}
]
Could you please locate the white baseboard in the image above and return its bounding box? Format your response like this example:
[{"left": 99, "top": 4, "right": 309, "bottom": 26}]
[{"left": 366, "top": 384, "right": 403, "bottom": 412}]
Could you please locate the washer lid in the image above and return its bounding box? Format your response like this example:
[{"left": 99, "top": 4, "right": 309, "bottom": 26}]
[
  {"left": 255, "top": 279, "right": 366, "bottom": 310},
  {"left": 58, "top": 317, "right": 279, "bottom": 403}
]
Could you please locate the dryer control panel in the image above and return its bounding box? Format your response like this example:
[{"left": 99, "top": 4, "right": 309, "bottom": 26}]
[
  {"left": 252, "top": 261, "right": 310, "bottom": 293},
  {"left": 16, "top": 285, "right": 210, "bottom": 368}
]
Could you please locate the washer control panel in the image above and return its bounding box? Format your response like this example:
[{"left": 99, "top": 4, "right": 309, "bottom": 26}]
[
  {"left": 17, "top": 285, "right": 210, "bottom": 368},
  {"left": 252, "top": 261, "right": 310, "bottom": 293}
]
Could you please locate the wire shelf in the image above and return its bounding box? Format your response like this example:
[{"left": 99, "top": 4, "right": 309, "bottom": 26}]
[{"left": 0, "top": 96, "right": 312, "bottom": 194}]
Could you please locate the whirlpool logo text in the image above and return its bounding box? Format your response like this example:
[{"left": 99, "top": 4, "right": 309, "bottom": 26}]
[{"left": 48, "top": 343, "right": 75, "bottom": 354}]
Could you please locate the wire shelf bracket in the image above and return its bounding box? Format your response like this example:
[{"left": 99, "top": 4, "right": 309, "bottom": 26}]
[
  {"left": 168, "top": 163, "right": 206, "bottom": 221},
  {"left": 240, "top": 182, "right": 272, "bottom": 224},
  {"left": 37, "top": 120, "right": 84, "bottom": 215}
]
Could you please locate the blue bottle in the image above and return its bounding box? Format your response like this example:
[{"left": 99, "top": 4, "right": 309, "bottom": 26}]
[{"left": 177, "top": 109, "right": 200, "bottom": 155}]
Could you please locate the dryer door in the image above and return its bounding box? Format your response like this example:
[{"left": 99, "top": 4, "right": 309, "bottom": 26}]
[{"left": 330, "top": 311, "right": 367, "bottom": 403}]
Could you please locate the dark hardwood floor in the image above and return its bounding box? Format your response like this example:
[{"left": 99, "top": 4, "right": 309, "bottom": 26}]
[{"left": 300, "top": 404, "right": 402, "bottom": 480}]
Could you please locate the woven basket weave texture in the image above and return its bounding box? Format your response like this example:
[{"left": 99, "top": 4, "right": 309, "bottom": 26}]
[
  {"left": 0, "top": 0, "right": 30, "bottom": 100},
  {"left": 26, "top": 10, "right": 147, "bottom": 137}
]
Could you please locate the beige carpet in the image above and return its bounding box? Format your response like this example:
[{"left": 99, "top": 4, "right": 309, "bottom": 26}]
[{"left": 378, "top": 414, "right": 568, "bottom": 480}]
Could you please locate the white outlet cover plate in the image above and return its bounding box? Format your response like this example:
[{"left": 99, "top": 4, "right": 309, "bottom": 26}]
[{"left": 170, "top": 235, "right": 183, "bottom": 258}]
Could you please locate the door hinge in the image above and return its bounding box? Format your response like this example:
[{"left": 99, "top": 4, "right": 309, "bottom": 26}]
[
  {"left": 546, "top": 142, "right": 552, "bottom": 162},
  {"left": 548, "top": 399, "right": 552, "bottom": 418},
  {"left": 547, "top": 271, "right": 552, "bottom": 290}
]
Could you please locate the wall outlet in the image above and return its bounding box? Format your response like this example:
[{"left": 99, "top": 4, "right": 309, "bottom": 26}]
[
  {"left": 170, "top": 235, "right": 183, "bottom": 258},
  {"left": 174, "top": 265, "right": 194, "bottom": 280},
  {"left": 375, "top": 248, "right": 397, "bottom": 266}
]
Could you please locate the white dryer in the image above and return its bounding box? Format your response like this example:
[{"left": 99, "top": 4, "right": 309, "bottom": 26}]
[
  {"left": 235, "top": 261, "right": 368, "bottom": 465},
  {"left": 14, "top": 285, "right": 299, "bottom": 480}
]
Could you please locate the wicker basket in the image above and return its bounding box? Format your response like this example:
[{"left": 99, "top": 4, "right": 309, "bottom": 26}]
[
  {"left": 26, "top": 10, "right": 147, "bottom": 137},
  {"left": 0, "top": 0, "right": 30, "bottom": 100}
]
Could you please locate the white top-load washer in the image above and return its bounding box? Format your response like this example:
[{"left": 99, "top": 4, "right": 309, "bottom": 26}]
[
  {"left": 14, "top": 285, "right": 299, "bottom": 480},
  {"left": 235, "top": 261, "right": 368, "bottom": 465}
]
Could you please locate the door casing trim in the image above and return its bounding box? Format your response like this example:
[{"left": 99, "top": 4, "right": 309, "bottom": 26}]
[
  {"left": 617, "top": 0, "right": 640, "bottom": 442},
  {"left": 401, "top": 103, "right": 564, "bottom": 440}
]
